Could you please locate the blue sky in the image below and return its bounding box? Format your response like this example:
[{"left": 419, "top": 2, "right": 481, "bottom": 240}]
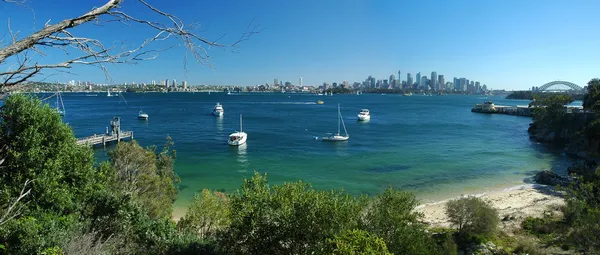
[{"left": 1, "top": 0, "right": 600, "bottom": 90}]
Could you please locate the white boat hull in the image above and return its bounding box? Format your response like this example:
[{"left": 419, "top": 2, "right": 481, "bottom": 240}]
[
  {"left": 138, "top": 115, "right": 148, "bottom": 120},
  {"left": 213, "top": 111, "right": 223, "bottom": 117},
  {"left": 322, "top": 135, "right": 349, "bottom": 141},
  {"left": 358, "top": 115, "right": 370, "bottom": 121},
  {"left": 228, "top": 132, "right": 247, "bottom": 146}
]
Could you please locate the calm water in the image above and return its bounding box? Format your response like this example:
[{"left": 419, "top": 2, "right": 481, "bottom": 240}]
[{"left": 43, "top": 92, "right": 572, "bottom": 208}]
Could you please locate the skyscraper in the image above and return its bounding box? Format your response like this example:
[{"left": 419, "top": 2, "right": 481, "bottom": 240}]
[
  {"left": 183, "top": 81, "right": 187, "bottom": 90},
  {"left": 274, "top": 78, "right": 279, "bottom": 86},
  {"left": 406, "top": 73, "right": 413, "bottom": 89},
  {"left": 421, "top": 76, "right": 428, "bottom": 90},
  {"left": 172, "top": 79, "right": 177, "bottom": 87},
  {"left": 438, "top": 75, "right": 445, "bottom": 91},
  {"left": 299, "top": 77, "right": 303, "bottom": 87},
  {"left": 389, "top": 74, "right": 395, "bottom": 88},
  {"left": 397, "top": 70, "right": 401, "bottom": 84},
  {"left": 453, "top": 77, "right": 459, "bottom": 91},
  {"left": 164, "top": 79, "right": 169, "bottom": 87},
  {"left": 459, "top": 78, "right": 467, "bottom": 91},
  {"left": 431, "top": 72, "right": 438, "bottom": 91},
  {"left": 416, "top": 72, "right": 421, "bottom": 88}
]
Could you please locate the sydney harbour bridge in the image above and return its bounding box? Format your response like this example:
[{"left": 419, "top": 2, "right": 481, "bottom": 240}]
[{"left": 534, "top": 81, "right": 585, "bottom": 93}]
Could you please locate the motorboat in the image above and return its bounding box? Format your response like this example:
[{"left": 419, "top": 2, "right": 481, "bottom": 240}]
[
  {"left": 321, "top": 104, "right": 349, "bottom": 141},
  {"left": 317, "top": 100, "right": 324, "bottom": 105},
  {"left": 138, "top": 110, "right": 148, "bottom": 120},
  {"left": 212, "top": 102, "right": 224, "bottom": 117},
  {"left": 357, "top": 109, "right": 370, "bottom": 121},
  {"left": 228, "top": 114, "right": 247, "bottom": 146}
]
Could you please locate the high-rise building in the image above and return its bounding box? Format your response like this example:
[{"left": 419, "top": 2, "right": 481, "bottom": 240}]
[
  {"left": 453, "top": 77, "right": 459, "bottom": 91},
  {"left": 333, "top": 82, "right": 338, "bottom": 88},
  {"left": 389, "top": 74, "right": 395, "bottom": 88},
  {"left": 274, "top": 78, "right": 279, "bottom": 86},
  {"left": 421, "top": 76, "right": 428, "bottom": 90},
  {"left": 406, "top": 73, "right": 413, "bottom": 89},
  {"left": 397, "top": 70, "right": 401, "bottom": 84},
  {"left": 151, "top": 80, "right": 156, "bottom": 85},
  {"left": 431, "top": 72, "right": 438, "bottom": 90},
  {"left": 164, "top": 79, "right": 169, "bottom": 87},
  {"left": 416, "top": 72, "right": 421, "bottom": 88},
  {"left": 299, "top": 77, "right": 303, "bottom": 87},
  {"left": 343, "top": 81, "right": 348, "bottom": 88},
  {"left": 459, "top": 78, "right": 467, "bottom": 91},
  {"left": 438, "top": 75, "right": 445, "bottom": 90},
  {"left": 172, "top": 79, "right": 177, "bottom": 87},
  {"left": 475, "top": 81, "right": 481, "bottom": 92},
  {"left": 183, "top": 81, "right": 188, "bottom": 90}
]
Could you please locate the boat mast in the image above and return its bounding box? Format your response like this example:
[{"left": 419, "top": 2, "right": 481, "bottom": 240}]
[
  {"left": 240, "top": 114, "right": 243, "bottom": 132},
  {"left": 337, "top": 104, "right": 340, "bottom": 135}
]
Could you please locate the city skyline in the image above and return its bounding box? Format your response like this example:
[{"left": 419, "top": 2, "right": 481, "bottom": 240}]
[{"left": 2, "top": 0, "right": 600, "bottom": 90}]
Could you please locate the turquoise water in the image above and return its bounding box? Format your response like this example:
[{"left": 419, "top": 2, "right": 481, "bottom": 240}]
[{"left": 51, "top": 92, "right": 572, "bottom": 208}]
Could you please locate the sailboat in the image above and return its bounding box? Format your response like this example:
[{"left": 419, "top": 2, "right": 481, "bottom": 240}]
[
  {"left": 55, "top": 90, "right": 65, "bottom": 116},
  {"left": 107, "top": 89, "right": 115, "bottom": 97},
  {"left": 321, "top": 104, "right": 349, "bottom": 141},
  {"left": 228, "top": 114, "right": 247, "bottom": 146}
]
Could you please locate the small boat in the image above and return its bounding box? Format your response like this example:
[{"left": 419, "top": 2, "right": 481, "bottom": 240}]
[
  {"left": 138, "top": 110, "right": 148, "bottom": 120},
  {"left": 212, "top": 102, "right": 224, "bottom": 117},
  {"left": 357, "top": 109, "right": 370, "bottom": 121},
  {"left": 317, "top": 93, "right": 324, "bottom": 96},
  {"left": 107, "top": 89, "right": 117, "bottom": 97},
  {"left": 321, "top": 104, "right": 349, "bottom": 141},
  {"left": 228, "top": 114, "right": 247, "bottom": 146},
  {"left": 55, "top": 90, "right": 65, "bottom": 116},
  {"left": 317, "top": 100, "right": 324, "bottom": 105},
  {"left": 402, "top": 92, "right": 413, "bottom": 96}
]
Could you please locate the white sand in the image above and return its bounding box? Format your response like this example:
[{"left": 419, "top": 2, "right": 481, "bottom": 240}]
[{"left": 416, "top": 184, "right": 565, "bottom": 229}]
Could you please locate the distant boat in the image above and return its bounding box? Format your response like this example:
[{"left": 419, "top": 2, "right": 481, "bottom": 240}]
[
  {"left": 138, "top": 110, "right": 148, "bottom": 120},
  {"left": 107, "top": 90, "right": 117, "bottom": 97},
  {"left": 228, "top": 114, "right": 247, "bottom": 146},
  {"left": 321, "top": 104, "right": 349, "bottom": 141},
  {"left": 403, "top": 92, "right": 413, "bottom": 96},
  {"left": 317, "top": 100, "right": 324, "bottom": 105},
  {"left": 212, "top": 102, "right": 224, "bottom": 117},
  {"left": 357, "top": 109, "right": 370, "bottom": 121}
]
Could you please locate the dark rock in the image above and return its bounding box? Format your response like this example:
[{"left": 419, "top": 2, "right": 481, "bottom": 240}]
[{"left": 534, "top": 170, "right": 569, "bottom": 186}]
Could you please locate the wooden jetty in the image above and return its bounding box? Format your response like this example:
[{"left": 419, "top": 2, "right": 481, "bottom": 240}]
[{"left": 77, "top": 117, "right": 133, "bottom": 146}]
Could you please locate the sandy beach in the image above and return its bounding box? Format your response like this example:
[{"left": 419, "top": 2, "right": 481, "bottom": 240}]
[{"left": 416, "top": 184, "right": 565, "bottom": 229}]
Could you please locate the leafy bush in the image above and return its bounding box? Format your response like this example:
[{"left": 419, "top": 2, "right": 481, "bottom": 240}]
[
  {"left": 513, "top": 239, "right": 546, "bottom": 255},
  {"left": 178, "top": 189, "right": 230, "bottom": 240},
  {"left": 219, "top": 172, "right": 367, "bottom": 254},
  {"left": 326, "top": 229, "right": 391, "bottom": 255},
  {"left": 445, "top": 196, "right": 499, "bottom": 239},
  {"left": 361, "top": 187, "right": 441, "bottom": 255}
]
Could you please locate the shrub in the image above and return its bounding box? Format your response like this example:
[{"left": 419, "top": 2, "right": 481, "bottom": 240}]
[
  {"left": 327, "top": 229, "right": 391, "bottom": 255},
  {"left": 361, "top": 187, "right": 441, "bottom": 255},
  {"left": 513, "top": 240, "right": 546, "bottom": 255},
  {"left": 219, "top": 172, "right": 367, "bottom": 254},
  {"left": 445, "top": 196, "right": 499, "bottom": 239},
  {"left": 178, "top": 189, "right": 230, "bottom": 240}
]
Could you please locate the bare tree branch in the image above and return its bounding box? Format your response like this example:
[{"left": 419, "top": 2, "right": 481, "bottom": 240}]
[
  {"left": 0, "top": 0, "right": 260, "bottom": 87},
  {"left": 0, "top": 179, "right": 33, "bottom": 225}
]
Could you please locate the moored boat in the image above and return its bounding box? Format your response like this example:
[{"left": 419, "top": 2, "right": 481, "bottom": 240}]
[
  {"left": 212, "top": 102, "right": 224, "bottom": 117},
  {"left": 228, "top": 114, "right": 247, "bottom": 146},
  {"left": 357, "top": 109, "right": 370, "bottom": 121}
]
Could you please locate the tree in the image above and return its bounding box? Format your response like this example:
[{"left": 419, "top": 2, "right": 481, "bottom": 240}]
[
  {"left": 0, "top": 0, "right": 259, "bottom": 87},
  {"left": 445, "top": 196, "right": 499, "bottom": 238},
  {"left": 0, "top": 94, "right": 96, "bottom": 214},
  {"left": 583, "top": 78, "right": 600, "bottom": 112},
  {"left": 219, "top": 172, "right": 367, "bottom": 254},
  {"left": 563, "top": 167, "right": 600, "bottom": 253},
  {"left": 326, "top": 229, "right": 391, "bottom": 255},
  {"left": 178, "top": 189, "right": 230, "bottom": 240},
  {"left": 360, "top": 187, "right": 440, "bottom": 255},
  {"left": 107, "top": 139, "right": 179, "bottom": 219}
]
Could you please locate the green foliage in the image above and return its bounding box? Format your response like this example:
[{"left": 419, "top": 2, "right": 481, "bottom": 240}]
[
  {"left": 513, "top": 239, "right": 546, "bottom": 255},
  {"left": 445, "top": 196, "right": 499, "bottom": 239},
  {"left": 563, "top": 167, "right": 600, "bottom": 253},
  {"left": 0, "top": 94, "right": 96, "bottom": 214},
  {"left": 326, "top": 229, "right": 391, "bottom": 255},
  {"left": 220, "top": 172, "right": 367, "bottom": 254},
  {"left": 430, "top": 227, "right": 458, "bottom": 255},
  {"left": 107, "top": 139, "right": 179, "bottom": 219},
  {"left": 361, "top": 187, "right": 440, "bottom": 255},
  {"left": 583, "top": 78, "right": 600, "bottom": 112},
  {"left": 178, "top": 189, "right": 230, "bottom": 240}
]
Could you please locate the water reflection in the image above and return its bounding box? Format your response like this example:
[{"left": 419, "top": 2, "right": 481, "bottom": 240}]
[
  {"left": 229, "top": 143, "right": 248, "bottom": 171},
  {"left": 215, "top": 115, "right": 223, "bottom": 133},
  {"left": 330, "top": 141, "right": 349, "bottom": 156}
]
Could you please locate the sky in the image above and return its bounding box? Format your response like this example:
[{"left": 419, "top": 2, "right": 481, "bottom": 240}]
[{"left": 1, "top": 0, "right": 600, "bottom": 90}]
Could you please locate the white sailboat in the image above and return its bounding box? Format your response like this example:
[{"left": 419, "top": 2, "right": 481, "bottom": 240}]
[
  {"left": 55, "top": 90, "right": 65, "bottom": 116},
  {"left": 228, "top": 114, "right": 247, "bottom": 146},
  {"left": 322, "top": 104, "right": 349, "bottom": 141}
]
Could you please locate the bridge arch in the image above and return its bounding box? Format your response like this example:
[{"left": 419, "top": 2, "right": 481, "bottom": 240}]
[{"left": 538, "top": 81, "right": 583, "bottom": 91}]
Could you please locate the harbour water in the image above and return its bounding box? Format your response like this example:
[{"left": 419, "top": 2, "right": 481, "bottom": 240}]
[{"left": 43, "top": 92, "right": 573, "bottom": 209}]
